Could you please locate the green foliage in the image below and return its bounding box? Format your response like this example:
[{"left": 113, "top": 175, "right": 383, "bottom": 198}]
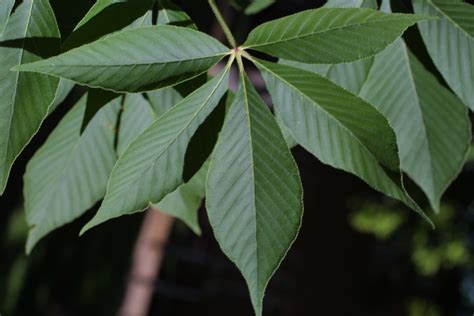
[
  {"left": 1, "top": 0, "right": 473, "bottom": 314},
  {"left": 413, "top": 0, "right": 474, "bottom": 110}
]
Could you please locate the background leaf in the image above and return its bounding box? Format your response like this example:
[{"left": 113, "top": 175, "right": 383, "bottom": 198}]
[
  {"left": 207, "top": 74, "right": 303, "bottom": 316},
  {"left": 24, "top": 95, "right": 120, "bottom": 253},
  {"left": 62, "top": 0, "right": 155, "bottom": 50},
  {"left": 17, "top": 26, "right": 230, "bottom": 93},
  {"left": 0, "top": 0, "right": 60, "bottom": 194},
  {"left": 412, "top": 0, "right": 474, "bottom": 110},
  {"left": 244, "top": 7, "right": 426, "bottom": 63},
  {"left": 81, "top": 66, "right": 231, "bottom": 233}
]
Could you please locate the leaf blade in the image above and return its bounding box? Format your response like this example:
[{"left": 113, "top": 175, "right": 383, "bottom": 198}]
[
  {"left": 81, "top": 65, "right": 231, "bottom": 233},
  {"left": 413, "top": 0, "right": 474, "bottom": 110},
  {"left": 16, "top": 25, "right": 230, "bottom": 93},
  {"left": 256, "top": 59, "right": 431, "bottom": 223},
  {"left": 244, "top": 8, "right": 428, "bottom": 64},
  {"left": 0, "top": 0, "right": 60, "bottom": 194},
  {"left": 206, "top": 74, "right": 303, "bottom": 316},
  {"left": 24, "top": 95, "right": 120, "bottom": 253}
]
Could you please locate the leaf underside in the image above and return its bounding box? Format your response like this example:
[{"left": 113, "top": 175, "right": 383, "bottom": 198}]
[{"left": 207, "top": 74, "right": 303, "bottom": 316}]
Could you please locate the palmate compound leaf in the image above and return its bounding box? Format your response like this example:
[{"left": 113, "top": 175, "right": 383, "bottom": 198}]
[
  {"left": 80, "top": 62, "right": 232, "bottom": 234},
  {"left": 15, "top": 25, "right": 230, "bottom": 93},
  {"left": 280, "top": 0, "right": 471, "bottom": 212},
  {"left": 413, "top": 0, "right": 474, "bottom": 110},
  {"left": 25, "top": 90, "right": 206, "bottom": 252},
  {"left": 0, "top": 0, "right": 60, "bottom": 195},
  {"left": 253, "top": 58, "right": 432, "bottom": 224},
  {"left": 206, "top": 73, "right": 303, "bottom": 316},
  {"left": 243, "top": 7, "right": 429, "bottom": 64}
]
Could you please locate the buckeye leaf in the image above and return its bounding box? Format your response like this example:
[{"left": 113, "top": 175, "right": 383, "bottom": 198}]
[
  {"left": 324, "top": 0, "right": 377, "bottom": 8},
  {"left": 281, "top": 0, "right": 471, "bottom": 212},
  {"left": 15, "top": 25, "right": 230, "bottom": 93},
  {"left": 63, "top": 0, "right": 154, "bottom": 50},
  {"left": 243, "top": 7, "right": 428, "bottom": 64},
  {"left": 245, "top": 0, "right": 275, "bottom": 14},
  {"left": 0, "top": 0, "right": 60, "bottom": 195},
  {"left": 157, "top": 0, "right": 196, "bottom": 28},
  {"left": 118, "top": 93, "right": 203, "bottom": 234},
  {"left": 147, "top": 87, "right": 183, "bottom": 117},
  {"left": 206, "top": 74, "right": 303, "bottom": 316},
  {"left": 0, "top": 0, "right": 14, "bottom": 34},
  {"left": 24, "top": 95, "right": 120, "bottom": 253},
  {"left": 154, "top": 162, "right": 208, "bottom": 235},
  {"left": 81, "top": 64, "right": 231, "bottom": 233},
  {"left": 413, "top": 0, "right": 474, "bottom": 110},
  {"left": 255, "top": 59, "right": 432, "bottom": 223}
]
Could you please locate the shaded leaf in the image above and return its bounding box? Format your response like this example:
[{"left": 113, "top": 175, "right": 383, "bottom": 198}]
[
  {"left": 147, "top": 87, "right": 183, "bottom": 117},
  {"left": 81, "top": 89, "right": 120, "bottom": 133},
  {"left": 0, "top": 0, "right": 60, "bottom": 194},
  {"left": 157, "top": 0, "right": 196, "bottom": 28},
  {"left": 154, "top": 162, "right": 208, "bottom": 235},
  {"left": 413, "top": 0, "right": 474, "bottom": 110},
  {"left": 16, "top": 26, "right": 230, "bottom": 93},
  {"left": 244, "top": 7, "right": 428, "bottom": 64},
  {"left": 81, "top": 64, "right": 231, "bottom": 233},
  {"left": 255, "top": 59, "right": 431, "bottom": 223},
  {"left": 206, "top": 74, "right": 303, "bottom": 316},
  {"left": 24, "top": 95, "right": 120, "bottom": 253},
  {"left": 63, "top": 0, "right": 155, "bottom": 50}
]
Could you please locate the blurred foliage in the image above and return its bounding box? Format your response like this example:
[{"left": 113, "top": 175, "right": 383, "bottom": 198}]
[
  {"left": 350, "top": 202, "right": 471, "bottom": 276},
  {"left": 408, "top": 299, "right": 441, "bottom": 316}
]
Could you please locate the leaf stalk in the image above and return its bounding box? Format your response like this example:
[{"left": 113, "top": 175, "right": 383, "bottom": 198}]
[{"left": 208, "top": 0, "right": 237, "bottom": 48}]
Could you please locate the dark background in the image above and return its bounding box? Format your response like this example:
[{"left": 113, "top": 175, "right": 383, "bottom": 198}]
[{"left": 1, "top": 0, "right": 474, "bottom": 315}]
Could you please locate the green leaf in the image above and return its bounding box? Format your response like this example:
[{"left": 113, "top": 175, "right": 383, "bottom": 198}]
[
  {"left": 255, "top": 59, "right": 432, "bottom": 223},
  {"left": 324, "top": 0, "right": 377, "bottom": 9},
  {"left": 24, "top": 95, "right": 120, "bottom": 253},
  {"left": 81, "top": 89, "right": 120, "bottom": 133},
  {"left": 117, "top": 92, "right": 204, "bottom": 234},
  {"left": 81, "top": 64, "right": 231, "bottom": 233},
  {"left": 245, "top": 0, "right": 275, "bottom": 14},
  {"left": 412, "top": 0, "right": 474, "bottom": 110},
  {"left": 0, "top": 0, "right": 60, "bottom": 195},
  {"left": 147, "top": 87, "right": 183, "bottom": 117},
  {"left": 0, "top": 0, "right": 15, "bottom": 34},
  {"left": 157, "top": 0, "right": 196, "bottom": 28},
  {"left": 15, "top": 25, "right": 230, "bottom": 93},
  {"left": 48, "top": 79, "right": 75, "bottom": 114},
  {"left": 282, "top": 0, "right": 471, "bottom": 212},
  {"left": 243, "top": 7, "right": 428, "bottom": 64},
  {"left": 63, "top": 0, "right": 155, "bottom": 50},
  {"left": 116, "top": 93, "right": 155, "bottom": 156},
  {"left": 206, "top": 74, "right": 303, "bottom": 316},
  {"left": 154, "top": 161, "right": 208, "bottom": 235}
]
